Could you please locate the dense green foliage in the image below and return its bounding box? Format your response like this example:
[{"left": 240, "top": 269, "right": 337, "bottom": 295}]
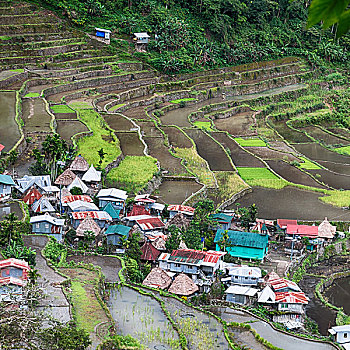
[{"left": 36, "top": 0, "right": 350, "bottom": 74}]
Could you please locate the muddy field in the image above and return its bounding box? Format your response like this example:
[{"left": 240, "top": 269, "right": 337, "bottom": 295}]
[
  {"left": 306, "top": 168, "right": 350, "bottom": 189},
  {"left": 213, "top": 132, "right": 265, "bottom": 167},
  {"left": 56, "top": 120, "right": 89, "bottom": 143},
  {"left": 213, "top": 111, "right": 256, "bottom": 136},
  {"left": 162, "top": 126, "right": 193, "bottom": 148},
  {"left": 103, "top": 113, "right": 135, "bottom": 131},
  {"left": 300, "top": 126, "right": 349, "bottom": 147},
  {"left": 22, "top": 98, "right": 51, "bottom": 132},
  {"left": 249, "top": 146, "right": 299, "bottom": 161},
  {"left": 270, "top": 120, "right": 311, "bottom": 143},
  {"left": 115, "top": 131, "right": 144, "bottom": 156},
  {"left": 266, "top": 160, "right": 327, "bottom": 188}
]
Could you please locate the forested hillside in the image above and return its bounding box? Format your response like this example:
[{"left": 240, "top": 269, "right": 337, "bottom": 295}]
[{"left": 36, "top": 0, "right": 350, "bottom": 73}]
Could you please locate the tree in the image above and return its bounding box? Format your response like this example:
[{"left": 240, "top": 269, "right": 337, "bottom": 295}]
[
  {"left": 98, "top": 148, "right": 107, "bottom": 168},
  {"left": 2, "top": 240, "right": 36, "bottom": 266},
  {"left": 165, "top": 225, "right": 181, "bottom": 252},
  {"left": 308, "top": 0, "right": 350, "bottom": 37},
  {"left": 0, "top": 214, "right": 26, "bottom": 248},
  {"left": 70, "top": 186, "right": 83, "bottom": 195},
  {"left": 237, "top": 204, "right": 258, "bottom": 230},
  {"left": 182, "top": 224, "right": 203, "bottom": 250},
  {"left": 125, "top": 230, "right": 142, "bottom": 264}
]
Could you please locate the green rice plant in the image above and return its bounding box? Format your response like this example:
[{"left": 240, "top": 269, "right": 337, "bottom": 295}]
[
  {"left": 298, "top": 156, "right": 321, "bottom": 169},
  {"left": 24, "top": 92, "right": 40, "bottom": 98},
  {"left": 109, "top": 103, "right": 126, "bottom": 112},
  {"left": 237, "top": 167, "right": 278, "bottom": 180},
  {"left": 50, "top": 104, "right": 74, "bottom": 114},
  {"left": 334, "top": 145, "right": 350, "bottom": 156},
  {"left": 69, "top": 101, "right": 93, "bottom": 109},
  {"left": 234, "top": 137, "right": 266, "bottom": 147},
  {"left": 193, "top": 121, "right": 214, "bottom": 131},
  {"left": 74, "top": 108, "right": 121, "bottom": 168},
  {"left": 106, "top": 156, "right": 158, "bottom": 193},
  {"left": 245, "top": 178, "right": 288, "bottom": 189},
  {"left": 170, "top": 98, "right": 196, "bottom": 104},
  {"left": 174, "top": 147, "right": 216, "bottom": 187},
  {"left": 320, "top": 190, "right": 350, "bottom": 207}
]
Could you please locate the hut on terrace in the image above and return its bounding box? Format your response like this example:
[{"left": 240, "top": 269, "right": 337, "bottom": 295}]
[
  {"left": 141, "top": 241, "right": 161, "bottom": 262},
  {"left": 82, "top": 164, "right": 101, "bottom": 183},
  {"left": 67, "top": 176, "right": 88, "bottom": 194},
  {"left": 165, "top": 213, "right": 191, "bottom": 231},
  {"left": 318, "top": 217, "right": 336, "bottom": 241},
  {"left": 168, "top": 273, "right": 198, "bottom": 296},
  {"left": 69, "top": 155, "right": 89, "bottom": 173},
  {"left": 143, "top": 267, "right": 172, "bottom": 290},
  {"left": 55, "top": 169, "right": 76, "bottom": 187},
  {"left": 76, "top": 217, "right": 101, "bottom": 237}
]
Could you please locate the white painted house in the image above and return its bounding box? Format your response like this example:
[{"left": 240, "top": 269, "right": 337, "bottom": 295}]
[
  {"left": 228, "top": 265, "right": 262, "bottom": 286},
  {"left": 225, "top": 285, "right": 258, "bottom": 305},
  {"left": 329, "top": 325, "right": 350, "bottom": 344}
]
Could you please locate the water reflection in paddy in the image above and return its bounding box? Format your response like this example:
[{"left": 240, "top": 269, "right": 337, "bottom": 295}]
[{"left": 107, "top": 287, "right": 180, "bottom": 350}]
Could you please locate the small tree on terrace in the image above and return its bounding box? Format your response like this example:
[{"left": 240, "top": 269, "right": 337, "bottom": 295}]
[
  {"left": 125, "top": 230, "right": 142, "bottom": 264},
  {"left": 165, "top": 225, "right": 181, "bottom": 252}
]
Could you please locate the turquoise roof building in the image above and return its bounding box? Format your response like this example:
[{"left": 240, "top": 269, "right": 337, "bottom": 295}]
[
  {"left": 214, "top": 229, "right": 268, "bottom": 260},
  {"left": 103, "top": 203, "right": 120, "bottom": 221},
  {"left": 210, "top": 213, "right": 234, "bottom": 231},
  {"left": 105, "top": 224, "right": 131, "bottom": 246}
]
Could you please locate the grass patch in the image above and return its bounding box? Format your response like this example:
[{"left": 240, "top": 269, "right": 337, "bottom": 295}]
[
  {"left": 234, "top": 137, "right": 266, "bottom": 147},
  {"left": 10, "top": 69, "right": 25, "bottom": 72},
  {"left": 0, "top": 35, "right": 11, "bottom": 40},
  {"left": 334, "top": 145, "right": 350, "bottom": 156},
  {"left": 298, "top": 156, "right": 321, "bottom": 169},
  {"left": 215, "top": 171, "right": 249, "bottom": 201},
  {"left": 237, "top": 167, "right": 278, "bottom": 180},
  {"left": 170, "top": 98, "right": 196, "bottom": 104},
  {"left": 247, "top": 178, "right": 288, "bottom": 188},
  {"left": 75, "top": 108, "right": 121, "bottom": 168},
  {"left": 51, "top": 104, "right": 74, "bottom": 114},
  {"left": 109, "top": 103, "right": 126, "bottom": 112},
  {"left": 193, "top": 121, "right": 214, "bottom": 131},
  {"left": 69, "top": 101, "right": 93, "bottom": 109},
  {"left": 320, "top": 190, "right": 350, "bottom": 207},
  {"left": 61, "top": 268, "right": 109, "bottom": 334},
  {"left": 174, "top": 147, "right": 216, "bottom": 187},
  {"left": 106, "top": 156, "right": 158, "bottom": 193},
  {"left": 24, "top": 92, "right": 40, "bottom": 98}
]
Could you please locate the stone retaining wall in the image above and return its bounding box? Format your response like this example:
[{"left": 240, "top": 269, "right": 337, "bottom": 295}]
[{"left": 0, "top": 71, "right": 28, "bottom": 89}]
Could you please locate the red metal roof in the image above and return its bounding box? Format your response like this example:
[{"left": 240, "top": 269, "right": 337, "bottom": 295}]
[
  {"left": 168, "top": 205, "right": 195, "bottom": 215},
  {"left": 275, "top": 292, "right": 308, "bottom": 304},
  {"left": 128, "top": 205, "right": 150, "bottom": 217},
  {"left": 62, "top": 195, "right": 92, "bottom": 204},
  {"left": 286, "top": 224, "right": 318, "bottom": 238},
  {"left": 0, "top": 276, "right": 26, "bottom": 287},
  {"left": 268, "top": 277, "right": 301, "bottom": 292},
  {"left": 169, "top": 249, "right": 225, "bottom": 265},
  {"left": 0, "top": 144, "right": 4, "bottom": 152},
  {"left": 136, "top": 217, "right": 165, "bottom": 231},
  {"left": 277, "top": 219, "right": 297, "bottom": 228},
  {"left": 141, "top": 242, "right": 161, "bottom": 261},
  {"left": 71, "top": 211, "right": 111, "bottom": 220},
  {"left": 0, "top": 258, "right": 30, "bottom": 272},
  {"left": 23, "top": 187, "right": 42, "bottom": 205}
]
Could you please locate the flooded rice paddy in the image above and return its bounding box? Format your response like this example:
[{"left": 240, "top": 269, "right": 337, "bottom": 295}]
[
  {"left": 306, "top": 168, "right": 350, "bottom": 189},
  {"left": 213, "top": 111, "right": 255, "bottom": 136},
  {"left": 325, "top": 276, "right": 350, "bottom": 315},
  {"left": 22, "top": 98, "right": 51, "bottom": 132},
  {"left": 228, "top": 186, "right": 350, "bottom": 220},
  {"left": 156, "top": 179, "right": 203, "bottom": 204},
  {"left": 0, "top": 91, "right": 20, "bottom": 151},
  {"left": 107, "top": 287, "right": 180, "bottom": 350},
  {"left": 103, "top": 113, "right": 135, "bottom": 131},
  {"left": 56, "top": 120, "right": 89, "bottom": 144},
  {"left": 115, "top": 132, "right": 144, "bottom": 156},
  {"left": 300, "top": 126, "right": 349, "bottom": 147}
]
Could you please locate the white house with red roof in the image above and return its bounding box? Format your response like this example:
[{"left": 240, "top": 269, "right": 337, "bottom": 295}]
[
  {"left": 70, "top": 210, "right": 112, "bottom": 229},
  {"left": 168, "top": 205, "right": 195, "bottom": 218},
  {"left": 0, "top": 258, "right": 30, "bottom": 302},
  {"left": 123, "top": 215, "right": 165, "bottom": 235}
]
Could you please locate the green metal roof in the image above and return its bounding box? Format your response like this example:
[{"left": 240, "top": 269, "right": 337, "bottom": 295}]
[
  {"left": 0, "top": 174, "right": 15, "bottom": 186},
  {"left": 214, "top": 229, "right": 268, "bottom": 249},
  {"left": 210, "top": 213, "right": 233, "bottom": 223},
  {"left": 105, "top": 224, "right": 131, "bottom": 237},
  {"left": 103, "top": 203, "right": 120, "bottom": 220}
]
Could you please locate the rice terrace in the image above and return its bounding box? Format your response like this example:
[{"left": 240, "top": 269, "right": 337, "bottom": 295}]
[{"left": 0, "top": 0, "right": 350, "bottom": 349}]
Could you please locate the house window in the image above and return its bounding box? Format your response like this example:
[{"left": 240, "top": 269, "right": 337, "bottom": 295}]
[
  {"left": 244, "top": 277, "right": 248, "bottom": 280},
  {"left": 344, "top": 333, "right": 348, "bottom": 339},
  {"left": 234, "top": 276, "right": 238, "bottom": 279},
  {"left": 281, "top": 303, "right": 288, "bottom": 309},
  {"left": 36, "top": 223, "right": 40, "bottom": 229},
  {"left": 45, "top": 224, "right": 49, "bottom": 229}
]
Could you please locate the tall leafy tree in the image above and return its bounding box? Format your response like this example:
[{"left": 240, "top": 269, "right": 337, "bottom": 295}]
[{"left": 165, "top": 225, "right": 181, "bottom": 252}]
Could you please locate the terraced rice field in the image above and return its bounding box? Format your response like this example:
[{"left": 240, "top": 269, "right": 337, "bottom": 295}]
[{"left": 1, "top": 0, "right": 349, "bottom": 214}]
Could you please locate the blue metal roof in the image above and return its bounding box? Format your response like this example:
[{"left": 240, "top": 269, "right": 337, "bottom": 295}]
[
  {"left": 105, "top": 224, "right": 131, "bottom": 237},
  {"left": 0, "top": 174, "right": 15, "bottom": 186},
  {"left": 214, "top": 229, "right": 268, "bottom": 249}
]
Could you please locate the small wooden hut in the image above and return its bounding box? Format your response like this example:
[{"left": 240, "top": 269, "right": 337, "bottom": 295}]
[
  {"left": 142, "top": 267, "right": 172, "bottom": 290},
  {"left": 69, "top": 155, "right": 89, "bottom": 173},
  {"left": 168, "top": 273, "right": 198, "bottom": 296},
  {"left": 76, "top": 217, "right": 101, "bottom": 237},
  {"left": 55, "top": 169, "right": 76, "bottom": 187}
]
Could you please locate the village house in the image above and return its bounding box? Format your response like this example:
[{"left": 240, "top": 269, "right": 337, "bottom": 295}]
[
  {"left": 67, "top": 200, "right": 99, "bottom": 213},
  {"left": 158, "top": 249, "right": 226, "bottom": 280},
  {"left": 225, "top": 285, "right": 258, "bottom": 305},
  {"left": 95, "top": 28, "right": 111, "bottom": 40},
  {"left": 82, "top": 164, "right": 101, "bottom": 184},
  {"left": 31, "top": 196, "right": 55, "bottom": 213},
  {"left": 23, "top": 187, "right": 42, "bottom": 206},
  {"left": 318, "top": 217, "right": 336, "bottom": 241},
  {"left": 70, "top": 211, "right": 112, "bottom": 229},
  {"left": 328, "top": 325, "right": 350, "bottom": 345},
  {"left": 76, "top": 217, "right": 101, "bottom": 238},
  {"left": 225, "top": 265, "right": 262, "bottom": 286},
  {"left": 41, "top": 185, "right": 60, "bottom": 201},
  {"left": 103, "top": 203, "right": 121, "bottom": 222},
  {"left": 284, "top": 239, "right": 304, "bottom": 256},
  {"left": 30, "top": 213, "right": 65, "bottom": 241},
  {"left": 133, "top": 32, "right": 150, "bottom": 51},
  {"left": 276, "top": 219, "right": 297, "bottom": 230},
  {"left": 0, "top": 174, "right": 15, "bottom": 199},
  {"left": 97, "top": 188, "right": 128, "bottom": 211},
  {"left": 69, "top": 155, "right": 89, "bottom": 174},
  {"left": 0, "top": 258, "right": 30, "bottom": 302},
  {"left": 67, "top": 176, "right": 88, "bottom": 194},
  {"left": 123, "top": 215, "right": 165, "bottom": 235},
  {"left": 168, "top": 273, "right": 199, "bottom": 296},
  {"left": 214, "top": 229, "right": 268, "bottom": 260},
  {"left": 168, "top": 205, "right": 195, "bottom": 219},
  {"left": 210, "top": 212, "right": 234, "bottom": 231},
  {"left": 62, "top": 195, "right": 93, "bottom": 206},
  {"left": 104, "top": 224, "right": 131, "bottom": 246},
  {"left": 54, "top": 169, "right": 76, "bottom": 187},
  {"left": 143, "top": 267, "right": 172, "bottom": 290},
  {"left": 16, "top": 175, "right": 51, "bottom": 194},
  {"left": 141, "top": 241, "right": 161, "bottom": 262},
  {"left": 286, "top": 224, "right": 318, "bottom": 239}
]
